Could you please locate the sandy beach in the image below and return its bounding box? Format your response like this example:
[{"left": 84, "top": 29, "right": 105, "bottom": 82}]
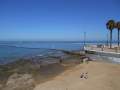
[
  {"left": 34, "top": 61, "right": 120, "bottom": 90},
  {"left": 1, "top": 56, "right": 120, "bottom": 90}
]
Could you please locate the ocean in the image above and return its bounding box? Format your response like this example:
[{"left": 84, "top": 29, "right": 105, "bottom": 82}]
[{"left": 0, "top": 41, "right": 84, "bottom": 64}]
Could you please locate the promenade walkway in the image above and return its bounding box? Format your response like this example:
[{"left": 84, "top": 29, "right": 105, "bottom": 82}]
[{"left": 84, "top": 45, "right": 120, "bottom": 53}]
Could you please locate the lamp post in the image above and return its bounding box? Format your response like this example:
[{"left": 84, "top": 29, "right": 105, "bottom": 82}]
[{"left": 84, "top": 32, "right": 86, "bottom": 47}]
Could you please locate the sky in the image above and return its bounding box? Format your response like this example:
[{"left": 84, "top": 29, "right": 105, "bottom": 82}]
[{"left": 0, "top": 0, "right": 120, "bottom": 41}]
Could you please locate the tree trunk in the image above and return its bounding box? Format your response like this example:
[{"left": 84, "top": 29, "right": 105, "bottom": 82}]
[
  {"left": 118, "top": 29, "right": 120, "bottom": 47},
  {"left": 110, "top": 30, "right": 112, "bottom": 48}
]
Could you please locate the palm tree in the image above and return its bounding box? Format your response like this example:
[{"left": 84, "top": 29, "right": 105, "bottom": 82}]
[
  {"left": 116, "top": 22, "right": 120, "bottom": 47},
  {"left": 106, "top": 20, "right": 115, "bottom": 48}
]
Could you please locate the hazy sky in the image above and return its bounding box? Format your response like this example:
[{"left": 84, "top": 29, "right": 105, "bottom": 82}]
[{"left": 0, "top": 0, "right": 120, "bottom": 41}]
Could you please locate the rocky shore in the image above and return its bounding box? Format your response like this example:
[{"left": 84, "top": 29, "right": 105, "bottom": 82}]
[{"left": 0, "top": 52, "right": 84, "bottom": 90}]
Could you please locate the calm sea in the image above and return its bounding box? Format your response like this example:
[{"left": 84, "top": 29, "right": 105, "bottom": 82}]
[{"left": 0, "top": 41, "right": 85, "bottom": 64}]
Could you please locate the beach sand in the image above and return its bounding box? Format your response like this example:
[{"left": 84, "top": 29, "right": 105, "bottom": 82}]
[{"left": 34, "top": 61, "right": 120, "bottom": 90}]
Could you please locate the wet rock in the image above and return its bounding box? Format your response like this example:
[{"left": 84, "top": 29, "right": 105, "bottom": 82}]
[
  {"left": 0, "top": 84, "right": 3, "bottom": 89},
  {"left": 3, "top": 73, "right": 35, "bottom": 90}
]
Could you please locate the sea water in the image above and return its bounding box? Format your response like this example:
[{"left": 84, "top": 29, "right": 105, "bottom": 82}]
[{"left": 0, "top": 41, "right": 84, "bottom": 64}]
